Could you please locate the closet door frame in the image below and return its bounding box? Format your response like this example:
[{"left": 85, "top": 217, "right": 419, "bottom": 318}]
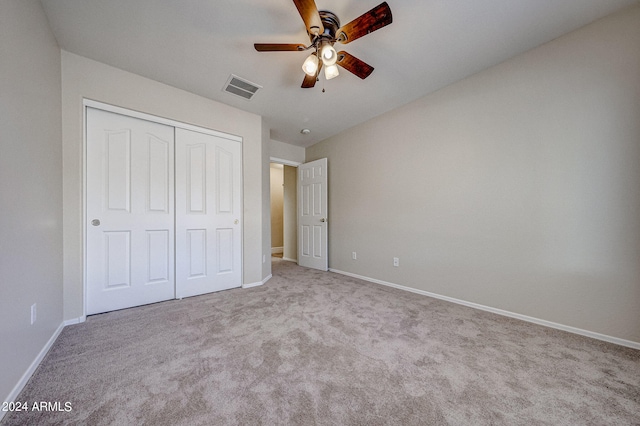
[{"left": 82, "top": 99, "right": 243, "bottom": 316}]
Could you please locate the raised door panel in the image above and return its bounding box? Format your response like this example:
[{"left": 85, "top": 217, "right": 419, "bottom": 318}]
[
  {"left": 301, "top": 225, "right": 311, "bottom": 256},
  {"left": 301, "top": 184, "right": 311, "bottom": 217},
  {"left": 146, "top": 230, "right": 170, "bottom": 284},
  {"left": 187, "top": 143, "right": 207, "bottom": 214},
  {"left": 104, "top": 231, "right": 131, "bottom": 289},
  {"left": 216, "top": 228, "right": 234, "bottom": 274},
  {"left": 313, "top": 225, "right": 322, "bottom": 258},
  {"left": 147, "top": 137, "right": 170, "bottom": 213},
  {"left": 216, "top": 147, "right": 233, "bottom": 214},
  {"left": 313, "top": 183, "right": 322, "bottom": 215},
  {"left": 187, "top": 229, "right": 207, "bottom": 278},
  {"left": 105, "top": 130, "right": 131, "bottom": 212}
]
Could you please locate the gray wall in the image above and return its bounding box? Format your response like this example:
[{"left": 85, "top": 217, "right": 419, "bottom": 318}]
[
  {"left": 0, "top": 0, "right": 63, "bottom": 404},
  {"left": 307, "top": 6, "right": 640, "bottom": 343}
]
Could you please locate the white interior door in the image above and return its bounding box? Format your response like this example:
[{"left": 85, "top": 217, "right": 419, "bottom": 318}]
[
  {"left": 175, "top": 128, "right": 242, "bottom": 298},
  {"left": 86, "top": 108, "right": 175, "bottom": 315},
  {"left": 297, "top": 158, "right": 328, "bottom": 271}
]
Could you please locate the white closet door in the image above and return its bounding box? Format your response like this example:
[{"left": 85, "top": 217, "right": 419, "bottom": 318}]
[
  {"left": 86, "top": 108, "right": 175, "bottom": 315},
  {"left": 175, "top": 128, "right": 242, "bottom": 298}
]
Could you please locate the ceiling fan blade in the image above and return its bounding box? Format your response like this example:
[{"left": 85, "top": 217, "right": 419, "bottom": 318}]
[
  {"left": 254, "top": 43, "right": 306, "bottom": 52},
  {"left": 292, "top": 0, "right": 324, "bottom": 36},
  {"left": 336, "top": 52, "right": 374, "bottom": 79},
  {"left": 302, "top": 62, "right": 323, "bottom": 88},
  {"left": 336, "top": 2, "right": 392, "bottom": 44}
]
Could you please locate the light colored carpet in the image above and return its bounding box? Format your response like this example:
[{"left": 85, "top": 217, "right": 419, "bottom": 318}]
[{"left": 3, "top": 258, "right": 639, "bottom": 425}]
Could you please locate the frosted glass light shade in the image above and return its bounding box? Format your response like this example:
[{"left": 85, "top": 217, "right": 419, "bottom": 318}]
[
  {"left": 320, "top": 44, "right": 338, "bottom": 66},
  {"left": 324, "top": 64, "right": 339, "bottom": 80},
  {"left": 302, "top": 54, "right": 319, "bottom": 76}
]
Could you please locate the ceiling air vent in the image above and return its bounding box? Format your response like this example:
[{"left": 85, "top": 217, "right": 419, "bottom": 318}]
[{"left": 223, "top": 75, "right": 262, "bottom": 100}]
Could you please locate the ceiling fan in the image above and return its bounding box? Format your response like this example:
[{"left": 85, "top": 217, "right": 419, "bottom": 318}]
[{"left": 254, "top": 0, "right": 392, "bottom": 88}]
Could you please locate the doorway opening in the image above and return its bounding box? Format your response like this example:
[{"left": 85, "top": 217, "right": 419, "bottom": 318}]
[{"left": 270, "top": 162, "right": 297, "bottom": 263}]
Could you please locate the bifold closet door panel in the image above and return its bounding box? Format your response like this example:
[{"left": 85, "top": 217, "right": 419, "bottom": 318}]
[
  {"left": 175, "top": 128, "right": 242, "bottom": 298},
  {"left": 86, "top": 108, "right": 175, "bottom": 315}
]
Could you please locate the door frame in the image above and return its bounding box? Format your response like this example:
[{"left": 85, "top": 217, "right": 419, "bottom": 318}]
[
  {"left": 269, "top": 157, "right": 302, "bottom": 264},
  {"left": 82, "top": 99, "right": 243, "bottom": 317}
]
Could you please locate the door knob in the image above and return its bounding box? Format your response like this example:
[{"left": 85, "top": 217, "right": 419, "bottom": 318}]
[
  {"left": 320, "top": 218, "right": 327, "bottom": 223},
  {"left": 91, "top": 219, "right": 101, "bottom": 226},
  {"left": 234, "top": 219, "right": 239, "bottom": 225}
]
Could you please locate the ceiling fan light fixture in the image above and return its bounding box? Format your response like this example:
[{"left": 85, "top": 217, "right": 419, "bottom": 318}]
[
  {"left": 302, "top": 53, "right": 319, "bottom": 76},
  {"left": 320, "top": 43, "right": 338, "bottom": 66},
  {"left": 324, "top": 64, "right": 339, "bottom": 80},
  {"left": 254, "top": 2, "right": 393, "bottom": 89}
]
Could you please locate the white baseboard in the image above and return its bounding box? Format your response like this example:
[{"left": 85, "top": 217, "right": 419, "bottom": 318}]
[
  {"left": 282, "top": 257, "right": 297, "bottom": 263},
  {"left": 242, "top": 274, "right": 272, "bottom": 289},
  {"left": 1, "top": 321, "right": 66, "bottom": 421},
  {"left": 64, "top": 315, "right": 86, "bottom": 326},
  {"left": 271, "top": 247, "right": 283, "bottom": 254},
  {"left": 329, "top": 268, "right": 640, "bottom": 350}
]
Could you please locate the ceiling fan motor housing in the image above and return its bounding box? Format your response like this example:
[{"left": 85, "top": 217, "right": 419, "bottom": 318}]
[{"left": 315, "top": 10, "right": 340, "bottom": 43}]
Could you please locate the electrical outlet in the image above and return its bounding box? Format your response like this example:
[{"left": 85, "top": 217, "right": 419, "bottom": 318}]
[
  {"left": 393, "top": 257, "right": 399, "bottom": 267},
  {"left": 352, "top": 252, "right": 357, "bottom": 260},
  {"left": 31, "top": 303, "right": 37, "bottom": 325}
]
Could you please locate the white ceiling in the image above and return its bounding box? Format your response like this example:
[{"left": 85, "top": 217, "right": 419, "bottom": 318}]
[{"left": 41, "top": 0, "right": 638, "bottom": 147}]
